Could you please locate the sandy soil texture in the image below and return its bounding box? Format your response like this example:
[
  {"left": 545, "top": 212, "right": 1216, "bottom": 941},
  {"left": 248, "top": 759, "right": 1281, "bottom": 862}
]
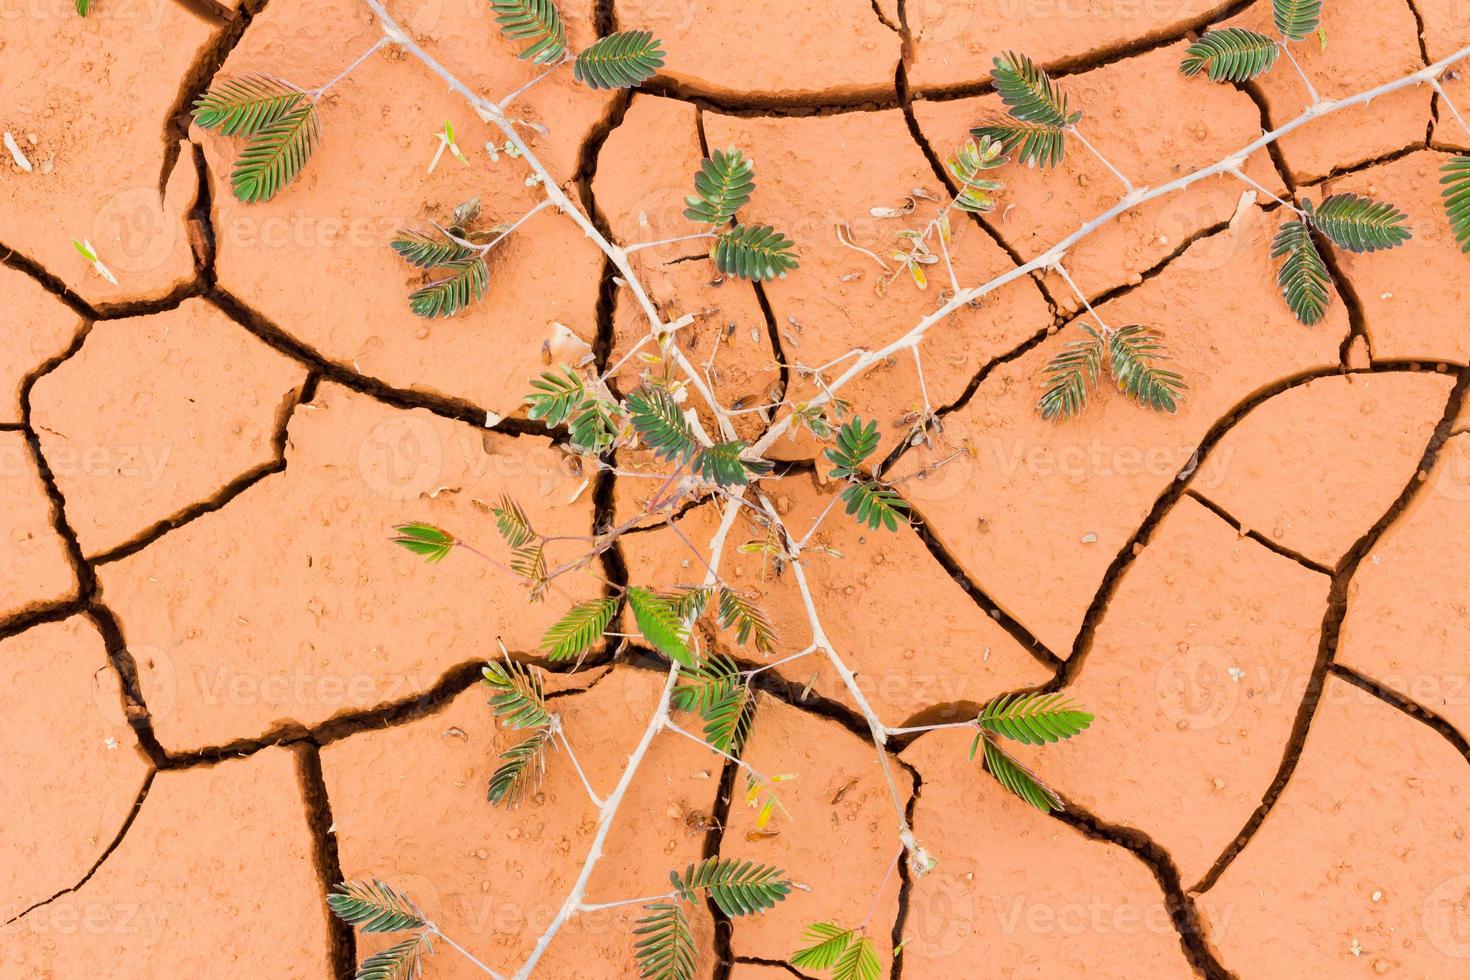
[{"left": 4, "top": 0, "right": 1470, "bottom": 977}]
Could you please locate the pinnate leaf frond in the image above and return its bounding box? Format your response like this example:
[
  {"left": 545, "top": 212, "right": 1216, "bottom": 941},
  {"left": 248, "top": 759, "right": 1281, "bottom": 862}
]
[
  {"left": 540, "top": 597, "right": 618, "bottom": 661},
  {"left": 970, "top": 115, "right": 1068, "bottom": 169},
  {"left": 525, "top": 367, "right": 586, "bottom": 426},
  {"left": 1306, "top": 193, "right": 1412, "bottom": 253},
  {"left": 392, "top": 229, "right": 475, "bottom": 269},
  {"left": 1107, "top": 325, "right": 1184, "bottom": 414},
  {"left": 841, "top": 481, "right": 909, "bottom": 532},
  {"left": 487, "top": 725, "right": 551, "bottom": 807},
  {"left": 717, "top": 588, "right": 777, "bottom": 654},
  {"left": 1179, "top": 28, "right": 1281, "bottom": 82},
  {"left": 490, "top": 0, "right": 567, "bottom": 64},
  {"left": 1443, "top": 156, "right": 1470, "bottom": 252},
  {"left": 671, "top": 858, "right": 792, "bottom": 917},
  {"left": 713, "top": 224, "right": 799, "bottom": 281},
  {"left": 791, "top": 923, "right": 857, "bottom": 971},
  {"left": 193, "top": 74, "right": 305, "bottom": 138},
  {"left": 991, "top": 51, "right": 1080, "bottom": 129},
  {"left": 825, "top": 416, "right": 879, "bottom": 478},
  {"left": 979, "top": 692, "right": 1094, "bottom": 745},
  {"left": 573, "top": 30, "right": 666, "bottom": 89},
  {"left": 978, "top": 736, "right": 1063, "bottom": 814},
  {"left": 390, "top": 522, "right": 455, "bottom": 564},
  {"left": 230, "top": 101, "right": 319, "bottom": 203},
  {"left": 948, "top": 137, "right": 1006, "bottom": 213},
  {"left": 569, "top": 398, "right": 618, "bottom": 454},
  {"left": 407, "top": 257, "right": 489, "bottom": 318},
  {"left": 633, "top": 901, "right": 697, "bottom": 980},
  {"left": 328, "top": 879, "right": 426, "bottom": 932},
  {"left": 832, "top": 933, "right": 882, "bottom": 980},
  {"left": 482, "top": 657, "right": 551, "bottom": 729},
  {"left": 672, "top": 651, "right": 740, "bottom": 714},
  {"left": 1038, "top": 324, "right": 1105, "bottom": 421},
  {"left": 628, "top": 586, "right": 694, "bottom": 665},
  {"left": 1271, "top": 218, "right": 1332, "bottom": 324},
  {"left": 692, "top": 440, "right": 771, "bottom": 486},
  {"left": 684, "top": 147, "right": 755, "bottom": 226},
  {"left": 701, "top": 671, "right": 755, "bottom": 755},
  {"left": 625, "top": 385, "right": 697, "bottom": 462},
  {"left": 354, "top": 934, "right": 432, "bottom": 980},
  {"left": 492, "top": 495, "right": 536, "bottom": 548},
  {"left": 1273, "top": 0, "right": 1322, "bottom": 41}
]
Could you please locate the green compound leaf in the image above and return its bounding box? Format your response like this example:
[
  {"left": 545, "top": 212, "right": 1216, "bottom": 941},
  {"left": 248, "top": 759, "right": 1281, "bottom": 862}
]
[
  {"left": 970, "top": 115, "right": 1069, "bottom": 170},
  {"left": 1107, "top": 324, "right": 1184, "bottom": 414},
  {"left": 691, "top": 439, "right": 771, "bottom": 486},
  {"left": 573, "top": 30, "right": 666, "bottom": 89},
  {"left": 192, "top": 74, "right": 306, "bottom": 138},
  {"left": 672, "top": 651, "right": 740, "bottom": 714},
  {"left": 1038, "top": 324, "right": 1105, "bottom": 421},
  {"left": 991, "top": 50, "right": 1080, "bottom": 128},
  {"left": 633, "top": 901, "right": 697, "bottom": 980},
  {"left": 978, "top": 736, "right": 1063, "bottom": 814},
  {"left": 824, "top": 416, "right": 879, "bottom": 479},
  {"left": 978, "top": 692, "right": 1094, "bottom": 745},
  {"left": 671, "top": 858, "right": 792, "bottom": 917},
  {"left": 328, "top": 880, "right": 426, "bottom": 932},
  {"left": 841, "top": 481, "right": 909, "bottom": 532},
  {"left": 1271, "top": 217, "right": 1332, "bottom": 325},
  {"left": 712, "top": 224, "right": 799, "bottom": 281},
  {"left": 717, "top": 587, "right": 777, "bottom": 655},
  {"left": 407, "top": 256, "right": 489, "bottom": 318},
  {"left": 540, "top": 596, "right": 618, "bottom": 661},
  {"left": 390, "top": 522, "right": 455, "bottom": 564},
  {"left": 491, "top": 494, "right": 536, "bottom": 548},
  {"left": 391, "top": 228, "right": 476, "bottom": 269},
  {"left": 628, "top": 586, "right": 694, "bottom": 666},
  {"left": 487, "top": 725, "right": 551, "bottom": 807},
  {"left": 569, "top": 398, "right": 618, "bottom": 454},
  {"left": 1443, "top": 155, "right": 1470, "bottom": 253},
  {"left": 525, "top": 366, "right": 586, "bottom": 426},
  {"left": 625, "top": 385, "right": 697, "bottom": 462},
  {"left": 1179, "top": 28, "right": 1282, "bottom": 82},
  {"left": 684, "top": 147, "right": 755, "bottom": 225},
  {"left": 354, "top": 934, "right": 432, "bottom": 980},
  {"left": 490, "top": 0, "right": 568, "bottom": 64},
  {"left": 230, "top": 101, "right": 319, "bottom": 204},
  {"left": 1305, "top": 193, "right": 1413, "bottom": 253},
  {"left": 1273, "top": 0, "right": 1323, "bottom": 41},
  {"left": 481, "top": 657, "right": 551, "bottom": 729},
  {"left": 791, "top": 923, "right": 858, "bottom": 971},
  {"left": 700, "top": 670, "right": 755, "bottom": 755},
  {"left": 948, "top": 136, "right": 1006, "bottom": 213}
]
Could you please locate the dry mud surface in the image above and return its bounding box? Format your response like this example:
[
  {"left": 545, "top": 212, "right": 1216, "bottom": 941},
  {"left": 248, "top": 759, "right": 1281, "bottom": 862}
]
[{"left": 3, "top": 0, "right": 1470, "bottom": 977}]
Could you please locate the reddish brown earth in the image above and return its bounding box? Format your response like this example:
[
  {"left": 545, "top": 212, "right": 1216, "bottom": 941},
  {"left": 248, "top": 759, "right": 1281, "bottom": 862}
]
[{"left": 4, "top": 0, "right": 1470, "bottom": 977}]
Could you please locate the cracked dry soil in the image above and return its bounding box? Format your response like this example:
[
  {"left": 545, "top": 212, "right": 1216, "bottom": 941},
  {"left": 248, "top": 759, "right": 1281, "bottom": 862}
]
[{"left": 4, "top": 0, "right": 1470, "bottom": 976}]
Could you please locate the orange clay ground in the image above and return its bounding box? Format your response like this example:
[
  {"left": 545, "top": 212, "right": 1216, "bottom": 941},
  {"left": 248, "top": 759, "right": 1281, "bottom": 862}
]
[{"left": 4, "top": 0, "right": 1470, "bottom": 977}]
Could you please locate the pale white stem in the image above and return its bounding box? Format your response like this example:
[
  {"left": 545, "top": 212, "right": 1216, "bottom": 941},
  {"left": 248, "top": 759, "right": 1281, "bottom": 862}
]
[
  {"left": 1229, "top": 166, "right": 1304, "bottom": 215},
  {"left": 554, "top": 722, "right": 604, "bottom": 808},
  {"left": 578, "top": 892, "right": 677, "bottom": 914},
  {"left": 749, "top": 42, "right": 1470, "bottom": 456},
  {"left": 797, "top": 494, "right": 843, "bottom": 549},
  {"left": 742, "top": 645, "right": 818, "bottom": 678},
  {"left": 1280, "top": 41, "right": 1321, "bottom": 105},
  {"left": 498, "top": 55, "right": 568, "bottom": 110},
  {"left": 429, "top": 925, "right": 506, "bottom": 978},
  {"left": 1432, "top": 78, "right": 1470, "bottom": 139},
  {"left": 310, "top": 36, "right": 388, "bottom": 98},
  {"left": 859, "top": 850, "right": 902, "bottom": 930},
  {"left": 666, "top": 519, "right": 720, "bottom": 580},
  {"left": 1050, "top": 260, "right": 1111, "bottom": 335},
  {"left": 912, "top": 344, "right": 932, "bottom": 419},
  {"left": 885, "top": 720, "right": 980, "bottom": 737},
  {"left": 664, "top": 718, "right": 766, "bottom": 777},
  {"left": 934, "top": 217, "right": 962, "bottom": 294},
  {"left": 511, "top": 663, "right": 679, "bottom": 980},
  {"left": 476, "top": 199, "right": 555, "bottom": 254},
  {"left": 625, "top": 231, "right": 717, "bottom": 254},
  {"left": 1069, "top": 125, "right": 1134, "bottom": 193},
  {"left": 752, "top": 490, "right": 927, "bottom": 871}
]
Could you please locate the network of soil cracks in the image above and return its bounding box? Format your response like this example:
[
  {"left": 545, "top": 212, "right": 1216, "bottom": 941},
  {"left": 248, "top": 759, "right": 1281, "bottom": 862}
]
[{"left": 4, "top": 0, "right": 1470, "bottom": 976}]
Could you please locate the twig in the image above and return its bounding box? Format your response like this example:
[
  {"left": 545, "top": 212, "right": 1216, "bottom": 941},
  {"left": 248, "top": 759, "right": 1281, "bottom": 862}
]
[
  {"left": 1279, "top": 41, "right": 1321, "bottom": 106},
  {"left": 625, "top": 231, "right": 717, "bottom": 254},
  {"left": 578, "top": 893, "right": 678, "bottom": 914},
  {"left": 1432, "top": 78, "right": 1470, "bottom": 139},
  {"left": 428, "top": 924, "right": 506, "bottom": 978},
  {"left": 498, "top": 54, "right": 570, "bottom": 110},
  {"left": 553, "top": 721, "right": 604, "bottom": 808},
  {"left": 1069, "top": 125, "right": 1135, "bottom": 193},
  {"left": 1228, "top": 166, "right": 1304, "bottom": 214},
  {"left": 310, "top": 36, "right": 388, "bottom": 99}
]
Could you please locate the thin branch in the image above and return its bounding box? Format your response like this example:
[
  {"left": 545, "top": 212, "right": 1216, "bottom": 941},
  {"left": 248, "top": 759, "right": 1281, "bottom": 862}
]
[
  {"left": 1068, "top": 125, "right": 1135, "bottom": 193},
  {"left": 497, "top": 54, "right": 569, "bottom": 110},
  {"left": 554, "top": 722, "right": 604, "bottom": 808},
  {"left": 1279, "top": 41, "right": 1321, "bottom": 106},
  {"left": 474, "top": 199, "right": 555, "bottom": 254},
  {"left": 1228, "top": 166, "right": 1304, "bottom": 215},
  {"left": 885, "top": 720, "right": 979, "bottom": 736},
  {"left": 578, "top": 893, "right": 678, "bottom": 914},
  {"left": 310, "top": 36, "right": 388, "bottom": 99},
  {"left": 428, "top": 925, "right": 506, "bottom": 978},
  {"left": 625, "top": 231, "right": 717, "bottom": 254},
  {"left": 1050, "top": 260, "right": 1112, "bottom": 335},
  {"left": 1432, "top": 78, "right": 1470, "bottom": 139}
]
